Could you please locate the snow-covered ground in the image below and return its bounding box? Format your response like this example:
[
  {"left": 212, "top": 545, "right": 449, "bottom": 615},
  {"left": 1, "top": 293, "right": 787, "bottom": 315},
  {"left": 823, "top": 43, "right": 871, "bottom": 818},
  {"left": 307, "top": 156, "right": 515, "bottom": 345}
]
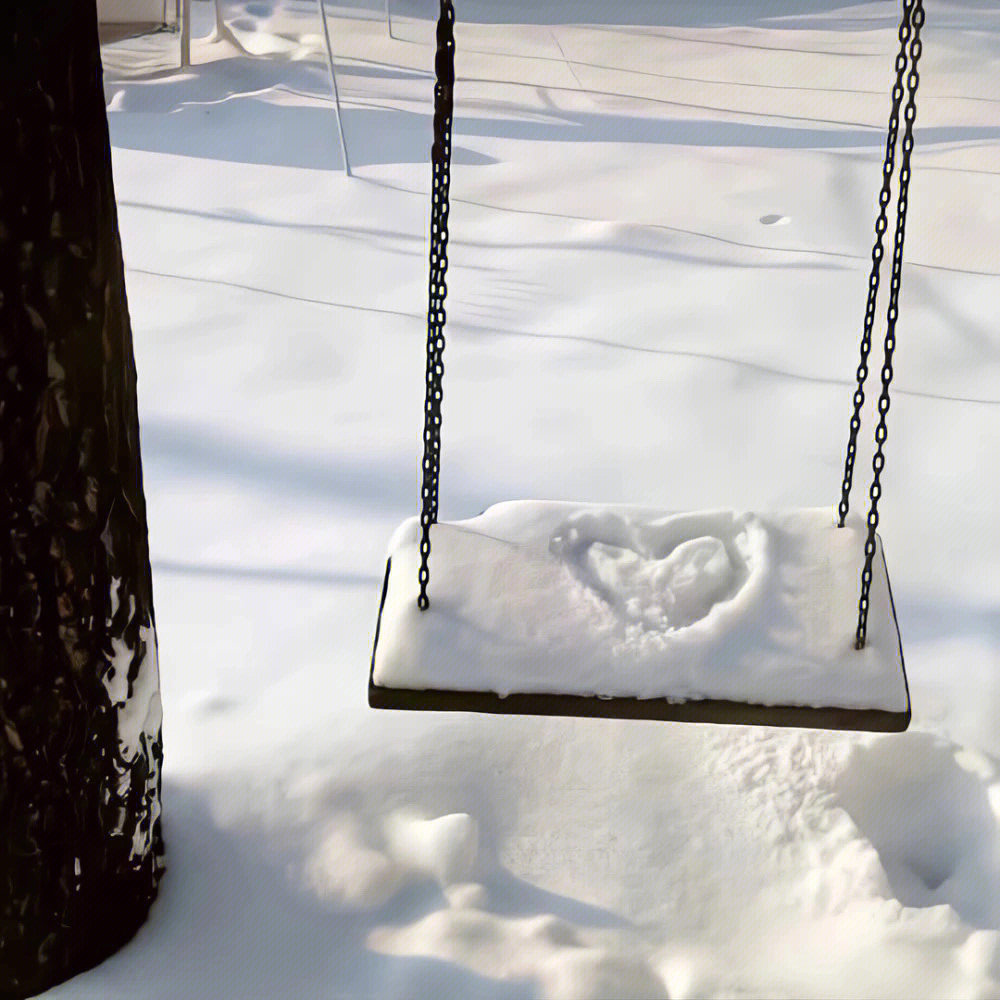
[{"left": 61, "top": 1, "right": 1000, "bottom": 995}]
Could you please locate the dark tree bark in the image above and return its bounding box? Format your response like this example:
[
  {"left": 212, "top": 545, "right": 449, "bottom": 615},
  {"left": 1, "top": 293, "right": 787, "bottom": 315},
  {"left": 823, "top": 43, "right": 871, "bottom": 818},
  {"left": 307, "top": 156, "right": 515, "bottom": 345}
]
[{"left": 0, "top": 3, "right": 165, "bottom": 996}]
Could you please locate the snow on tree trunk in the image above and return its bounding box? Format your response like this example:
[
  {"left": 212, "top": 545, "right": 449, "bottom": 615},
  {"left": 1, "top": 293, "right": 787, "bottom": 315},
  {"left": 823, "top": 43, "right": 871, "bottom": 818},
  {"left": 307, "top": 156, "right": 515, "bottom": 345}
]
[{"left": 0, "top": 2, "right": 165, "bottom": 996}]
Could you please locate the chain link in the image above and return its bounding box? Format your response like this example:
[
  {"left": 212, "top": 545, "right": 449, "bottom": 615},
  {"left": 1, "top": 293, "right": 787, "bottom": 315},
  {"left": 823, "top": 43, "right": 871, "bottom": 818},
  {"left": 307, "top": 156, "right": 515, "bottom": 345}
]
[
  {"left": 855, "top": 0, "right": 924, "bottom": 647},
  {"left": 838, "top": 0, "right": 915, "bottom": 529},
  {"left": 417, "top": 0, "right": 456, "bottom": 610}
]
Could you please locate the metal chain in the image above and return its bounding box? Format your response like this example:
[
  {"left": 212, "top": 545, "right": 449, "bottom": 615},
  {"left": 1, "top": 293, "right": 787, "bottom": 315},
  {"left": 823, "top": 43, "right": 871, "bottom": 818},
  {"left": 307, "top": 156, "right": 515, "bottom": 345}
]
[
  {"left": 856, "top": 0, "right": 924, "bottom": 647},
  {"left": 837, "top": 0, "right": 915, "bottom": 528},
  {"left": 417, "top": 0, "right": 456, "bottom": 610}
]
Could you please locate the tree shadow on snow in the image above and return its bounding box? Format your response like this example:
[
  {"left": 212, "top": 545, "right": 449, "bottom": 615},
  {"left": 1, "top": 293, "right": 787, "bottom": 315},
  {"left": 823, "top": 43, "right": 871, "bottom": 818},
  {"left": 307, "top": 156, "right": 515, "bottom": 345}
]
[
  {"left": 108, "top": 78, "right": 1000, "bottom": 172},
  {"left": 138, "top": 418, "right": 497, "bottom": 516},
  {"left": 48, "top": 782, "right": 538, "bottom": 999},
  {"left": 108, "top": 96, "right": 496, "bottom": 171},
  {"left": 104, "top": 26, "right": 1000, "bottom": 171},
  {"left": 897, "top": 596, "right": 1000, "bottom": 645},
  {"left": 483, "top": 867, "right": 632, "bottom": 929}
]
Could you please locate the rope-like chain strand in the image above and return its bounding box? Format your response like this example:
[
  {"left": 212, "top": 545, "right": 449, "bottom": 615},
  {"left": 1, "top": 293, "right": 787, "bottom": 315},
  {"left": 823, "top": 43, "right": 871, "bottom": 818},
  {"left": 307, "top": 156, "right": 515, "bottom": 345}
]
[
  {"left": 837, "top": 0, "right": 914, "bottom": 528},
  {"left": 417, "top": 0, "right": 456, "bottom": 610},
  {"left": 856, "top": 0, "right": 924, "bottom": 647}
]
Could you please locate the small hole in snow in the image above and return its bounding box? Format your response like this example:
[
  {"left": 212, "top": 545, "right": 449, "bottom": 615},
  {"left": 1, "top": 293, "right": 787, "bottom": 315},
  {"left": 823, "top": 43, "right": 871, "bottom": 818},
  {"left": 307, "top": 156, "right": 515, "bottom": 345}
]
[{"left": 759, "top": 214, "right": 791, "bottom": 226}]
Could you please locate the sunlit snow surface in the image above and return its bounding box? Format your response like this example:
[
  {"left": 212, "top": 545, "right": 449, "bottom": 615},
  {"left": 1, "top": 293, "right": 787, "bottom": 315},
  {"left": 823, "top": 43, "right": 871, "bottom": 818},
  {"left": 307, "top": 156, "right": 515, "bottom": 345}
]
[
  {"left": 375, "top": 503, "right": 907, "bottom": 711},
  {"left": 61, "top": 1, "right": 1000, "bottom": 997}
]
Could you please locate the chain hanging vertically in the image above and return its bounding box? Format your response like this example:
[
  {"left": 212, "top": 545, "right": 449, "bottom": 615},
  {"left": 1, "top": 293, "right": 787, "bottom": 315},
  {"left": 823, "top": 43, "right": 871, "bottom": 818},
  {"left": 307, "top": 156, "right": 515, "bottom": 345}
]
[
  {"left": 837, "top": 0, "right": 915, "bottom": 528},
  {"left": 856, "top": 0, "right": 925, "bottom": 647},
  {"left": 417, "top": 0, "right": 456, "bottom": 610}
]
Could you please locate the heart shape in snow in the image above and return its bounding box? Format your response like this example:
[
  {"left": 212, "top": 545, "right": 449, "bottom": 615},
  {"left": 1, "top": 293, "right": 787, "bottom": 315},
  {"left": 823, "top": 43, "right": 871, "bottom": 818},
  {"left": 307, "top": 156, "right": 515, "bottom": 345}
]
[{"left": 549, "top": 510, "right": 759, "bottom": 633}]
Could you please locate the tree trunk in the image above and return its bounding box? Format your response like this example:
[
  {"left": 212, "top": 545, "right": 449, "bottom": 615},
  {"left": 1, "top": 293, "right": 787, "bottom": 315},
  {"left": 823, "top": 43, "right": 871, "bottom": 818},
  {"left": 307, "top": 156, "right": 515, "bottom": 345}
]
[{"left": 0, "top": 3, "right": 165, "bottom": 996}]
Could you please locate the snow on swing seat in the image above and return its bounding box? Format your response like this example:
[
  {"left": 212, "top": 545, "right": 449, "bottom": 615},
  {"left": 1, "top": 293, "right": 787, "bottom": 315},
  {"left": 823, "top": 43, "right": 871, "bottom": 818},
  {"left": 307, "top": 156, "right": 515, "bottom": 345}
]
[{"left": 369, "top": 502, "right": 910, "bottom": 732}]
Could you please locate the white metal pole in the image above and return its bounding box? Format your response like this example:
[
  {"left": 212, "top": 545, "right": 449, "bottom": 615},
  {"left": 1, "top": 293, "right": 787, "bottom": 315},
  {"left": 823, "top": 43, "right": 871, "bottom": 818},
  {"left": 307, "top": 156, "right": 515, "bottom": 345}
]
[
  {"left": 180, "top": 0, "right": 191, "bottom": 67},
  {"left": 316, "top": 0, "right": 352, "bottom": 177}
]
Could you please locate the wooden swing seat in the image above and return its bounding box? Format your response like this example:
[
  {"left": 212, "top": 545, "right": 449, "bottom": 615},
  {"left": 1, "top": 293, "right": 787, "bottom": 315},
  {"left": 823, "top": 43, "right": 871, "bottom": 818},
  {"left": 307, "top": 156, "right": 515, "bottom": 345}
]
[{"left": 369, "top": 503, "right": 910, "bottom": 732}]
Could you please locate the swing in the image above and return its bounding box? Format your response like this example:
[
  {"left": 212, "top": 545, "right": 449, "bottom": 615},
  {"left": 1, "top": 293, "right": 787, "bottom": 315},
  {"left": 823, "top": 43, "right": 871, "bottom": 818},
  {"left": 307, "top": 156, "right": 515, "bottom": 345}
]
[{"left": 369, "top": 0, "right": 924, "bottom": 732}]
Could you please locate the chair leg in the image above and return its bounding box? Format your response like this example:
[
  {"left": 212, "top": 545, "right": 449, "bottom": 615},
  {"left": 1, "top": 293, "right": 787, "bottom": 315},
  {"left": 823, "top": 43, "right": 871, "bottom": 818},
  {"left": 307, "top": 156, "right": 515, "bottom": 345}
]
[{"left": 180, "top": 0, "right": 191, "bottom": 66}]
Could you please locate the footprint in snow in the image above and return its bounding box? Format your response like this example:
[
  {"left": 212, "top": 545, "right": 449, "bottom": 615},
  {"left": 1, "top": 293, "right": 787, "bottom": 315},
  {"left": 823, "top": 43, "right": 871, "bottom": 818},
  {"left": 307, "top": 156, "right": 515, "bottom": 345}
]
[{"left": 834, "top": 732, "right": 1000, "bottom": 926}]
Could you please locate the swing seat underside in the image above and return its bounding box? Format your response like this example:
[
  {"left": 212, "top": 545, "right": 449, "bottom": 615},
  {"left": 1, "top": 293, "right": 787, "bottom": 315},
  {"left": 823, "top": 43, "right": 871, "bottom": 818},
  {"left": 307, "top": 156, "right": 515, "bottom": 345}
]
[{"left": 369, "top": 502, "right": 910, "bottom": 732}]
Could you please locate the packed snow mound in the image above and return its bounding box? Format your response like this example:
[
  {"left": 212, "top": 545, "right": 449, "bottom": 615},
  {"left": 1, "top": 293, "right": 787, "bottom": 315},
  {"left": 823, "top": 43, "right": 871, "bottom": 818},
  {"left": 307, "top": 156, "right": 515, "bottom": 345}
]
[
  {"left": 373, "top": 503, "right": 907, "bottom": 712},
  {"left": 368, "top": 907, "right": 669, "bottom": 1000},
  {"left": 303, "top": 808, "right": 479, "bottom": 910}
]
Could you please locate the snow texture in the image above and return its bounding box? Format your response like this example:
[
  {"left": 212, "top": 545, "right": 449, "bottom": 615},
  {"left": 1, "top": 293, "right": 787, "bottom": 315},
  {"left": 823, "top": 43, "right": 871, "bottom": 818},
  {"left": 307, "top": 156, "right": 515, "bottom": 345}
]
[
  {"left": 104, "top": 577, "right": 163, "bottom": 858},
  {"left": 55, "top": 1, "right": 1000, "bottom": 997},
  {"left": 374, "top": 503, "right": 907, "bottom": 711}
]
